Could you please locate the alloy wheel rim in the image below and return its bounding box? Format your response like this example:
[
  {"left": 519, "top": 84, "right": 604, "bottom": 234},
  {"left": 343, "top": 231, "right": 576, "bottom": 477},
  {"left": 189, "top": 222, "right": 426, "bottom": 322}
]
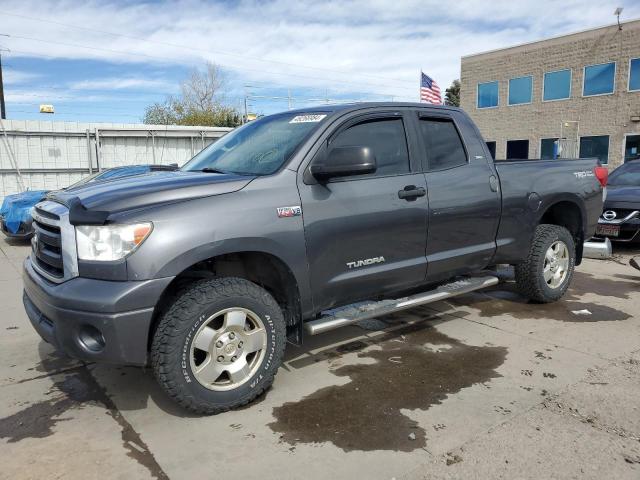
[
  {"left": 543, "top": 240, "right": 570, "bottom": 289},
  {"left": 189, "top": 307, "right": 267, "bottom": 391}
]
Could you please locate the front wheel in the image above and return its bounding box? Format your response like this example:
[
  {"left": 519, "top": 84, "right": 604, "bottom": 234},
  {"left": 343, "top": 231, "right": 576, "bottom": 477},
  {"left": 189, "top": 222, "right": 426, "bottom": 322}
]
[
  {"left": 151, "top": 277, "right": 286, "bottom": 414},
  {"left": 515, "top": 224, "right": 576, "bottom": 303}
]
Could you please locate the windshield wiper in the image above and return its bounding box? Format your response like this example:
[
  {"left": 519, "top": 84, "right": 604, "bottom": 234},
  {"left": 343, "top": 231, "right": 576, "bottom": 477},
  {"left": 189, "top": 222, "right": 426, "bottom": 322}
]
[{"left": 201, "top": 167, "right": 230, "bottom": 174}]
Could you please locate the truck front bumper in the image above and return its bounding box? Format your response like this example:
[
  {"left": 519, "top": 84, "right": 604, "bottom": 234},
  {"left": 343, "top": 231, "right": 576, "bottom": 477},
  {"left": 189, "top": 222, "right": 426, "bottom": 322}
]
[{"left": 22, "top": 257, "right": 174, "bottom": 365}]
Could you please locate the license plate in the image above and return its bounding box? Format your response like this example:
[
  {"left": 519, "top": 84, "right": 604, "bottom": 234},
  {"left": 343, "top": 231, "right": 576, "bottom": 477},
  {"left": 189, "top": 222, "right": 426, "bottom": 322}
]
[{"left": 596, "top": 225, "right": 620, "bottom": 237}]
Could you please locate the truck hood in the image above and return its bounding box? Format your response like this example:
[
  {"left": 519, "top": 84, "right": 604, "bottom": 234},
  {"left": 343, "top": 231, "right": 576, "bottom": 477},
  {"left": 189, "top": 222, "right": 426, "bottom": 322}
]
[
  {"left": 48, "top": 170, "right": 255, "bottom": 214},
  {"left": 603, "top": 185, "right": 640, "bottom": 208}
]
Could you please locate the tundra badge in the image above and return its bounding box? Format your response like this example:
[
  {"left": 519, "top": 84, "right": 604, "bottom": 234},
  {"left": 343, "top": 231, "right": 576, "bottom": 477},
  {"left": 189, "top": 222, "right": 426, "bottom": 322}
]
[{"left": 346, "top": 256, "right": 386, "bottom": 269}]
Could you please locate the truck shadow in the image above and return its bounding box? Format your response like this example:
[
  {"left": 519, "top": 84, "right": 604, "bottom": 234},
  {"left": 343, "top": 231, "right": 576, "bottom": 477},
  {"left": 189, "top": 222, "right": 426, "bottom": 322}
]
[
  {"left": 22, "top": 304, "right": 481, "bottom": 427},
  {"left": 444, "top": 270, "right": 636, "bottom": 323},
  {"left": 15, "top": 266, "right": 634, "bottom": 440}
]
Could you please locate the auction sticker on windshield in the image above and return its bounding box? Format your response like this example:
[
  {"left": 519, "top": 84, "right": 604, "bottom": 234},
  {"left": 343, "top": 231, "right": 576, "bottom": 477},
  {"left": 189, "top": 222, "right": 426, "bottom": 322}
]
[{"left": 289, "top": 114, "right": 327, "bottom": 123}]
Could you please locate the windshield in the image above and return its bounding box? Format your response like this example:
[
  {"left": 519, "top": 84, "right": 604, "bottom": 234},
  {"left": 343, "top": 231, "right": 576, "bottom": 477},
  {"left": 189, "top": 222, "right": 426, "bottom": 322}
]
[
  {"left": 608, "top": 162, "right": 640, "bottom": 187},
  {"left": 182, "top": 112, "right": 328, "bottom": 175}
]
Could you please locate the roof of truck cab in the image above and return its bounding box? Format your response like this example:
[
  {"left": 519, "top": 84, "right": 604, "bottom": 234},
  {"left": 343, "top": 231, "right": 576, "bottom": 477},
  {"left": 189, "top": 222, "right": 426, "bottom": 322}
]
[{"left": 284, "top": 102, "right": 461, "bottom": 115}]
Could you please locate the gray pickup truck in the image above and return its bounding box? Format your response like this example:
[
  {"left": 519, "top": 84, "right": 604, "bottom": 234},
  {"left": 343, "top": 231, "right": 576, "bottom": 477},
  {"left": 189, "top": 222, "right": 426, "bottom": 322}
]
[{"left": 22, "top": 103, "right": 606, "bottom": 414}]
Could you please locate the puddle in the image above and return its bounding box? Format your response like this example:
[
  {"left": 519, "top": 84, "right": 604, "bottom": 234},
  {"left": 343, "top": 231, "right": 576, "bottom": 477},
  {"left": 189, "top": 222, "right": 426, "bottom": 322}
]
[
  {"left": 570, "top": 271, "right": 637, "bottom": 300},
  {"left": 0, "top": 365, "right": 168, "bottom": 479},
  {"left": 269, "top": 322, "right": 507, "bottom": 452},
  {"left": 453, "top": 271, "right": 633, "bottom": 322},
  {"left": 30, "top": 351, "right": 81, "bottom": 374}
]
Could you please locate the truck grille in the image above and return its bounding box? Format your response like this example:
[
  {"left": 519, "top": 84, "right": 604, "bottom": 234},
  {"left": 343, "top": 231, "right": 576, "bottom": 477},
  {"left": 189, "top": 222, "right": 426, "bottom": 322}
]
[
  {"left": 32, "top": 212, "right": 64, "bottom": 278},
  {"left": 30, "top": 201, "right": 78, "bottom": 283}
]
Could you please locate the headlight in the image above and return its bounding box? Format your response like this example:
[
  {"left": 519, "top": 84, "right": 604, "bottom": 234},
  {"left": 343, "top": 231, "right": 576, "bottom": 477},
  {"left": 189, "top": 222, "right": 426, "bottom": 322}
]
[{"left": 76, "top": 223, "right": 152, "bottom": 261}]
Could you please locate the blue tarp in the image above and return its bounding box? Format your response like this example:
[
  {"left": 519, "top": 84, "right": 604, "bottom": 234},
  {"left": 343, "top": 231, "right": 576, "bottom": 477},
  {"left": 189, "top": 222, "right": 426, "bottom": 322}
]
[
  {"left": 0, "top": 190, "right": 48, "bottom": 234},
  {"left": 0, "top": 166, "right": 157, "bottom": 234}
]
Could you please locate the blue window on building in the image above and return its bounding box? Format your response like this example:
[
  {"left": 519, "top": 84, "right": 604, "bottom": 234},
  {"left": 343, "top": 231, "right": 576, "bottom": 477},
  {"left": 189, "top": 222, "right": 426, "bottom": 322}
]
[
  {"left": 630, "top": 58, "right": 640, "bottom": 91},
  {"left": 508, "top": 76, "right": 532, "bottom": 105},
  {"left": 579, "top": 135, "right": 609, "bottom": 165},
  {"left": 477, "top": 81, "right": 499, "bottom": 108},
  {"left": 543, "top": 69, "right": 571, "bottom": 101},
  {"left": 583, "top": 62, "right": 615, "bottom": 96}
]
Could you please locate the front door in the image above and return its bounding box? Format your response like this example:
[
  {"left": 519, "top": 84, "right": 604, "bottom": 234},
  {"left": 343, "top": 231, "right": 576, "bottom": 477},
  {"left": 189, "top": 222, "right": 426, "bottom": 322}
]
[
  {"left": 299, "top": 112, "right": 428, "bottom": 312},
  {"left": 414, "top": 110, "right": 501, "bottom": 282}
]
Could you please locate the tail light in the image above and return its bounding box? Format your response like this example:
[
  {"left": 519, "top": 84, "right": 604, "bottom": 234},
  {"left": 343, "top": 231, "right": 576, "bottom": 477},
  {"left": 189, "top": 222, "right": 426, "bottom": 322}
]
[{"left": 593, "top": 166, "right": 608, "bottom": 187}]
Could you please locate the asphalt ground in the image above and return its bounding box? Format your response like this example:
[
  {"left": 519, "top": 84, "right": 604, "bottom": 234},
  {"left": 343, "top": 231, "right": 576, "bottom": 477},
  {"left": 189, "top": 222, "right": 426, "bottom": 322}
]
[{"left": 1, "top": 240, "right": 639, "bottom": 480}]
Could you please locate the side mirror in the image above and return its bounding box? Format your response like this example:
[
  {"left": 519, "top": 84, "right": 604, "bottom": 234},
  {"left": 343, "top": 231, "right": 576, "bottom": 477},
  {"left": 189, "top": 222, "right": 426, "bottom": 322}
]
[{"left": 310, "top": 146, "right": 376, "bottom": 181}]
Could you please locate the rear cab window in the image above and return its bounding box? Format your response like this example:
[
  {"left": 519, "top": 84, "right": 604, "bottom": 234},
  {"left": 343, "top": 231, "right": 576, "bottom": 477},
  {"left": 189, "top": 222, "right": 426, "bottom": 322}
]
[{"left": 418, "top": 117, "right": 468, "bottom": 170}]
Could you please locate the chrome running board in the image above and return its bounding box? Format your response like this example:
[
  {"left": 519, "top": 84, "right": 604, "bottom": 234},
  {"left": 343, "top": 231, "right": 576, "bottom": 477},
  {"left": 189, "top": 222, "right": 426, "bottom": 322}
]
[{"left": 305, "top": 275, "right": 499, "bottom": 335}]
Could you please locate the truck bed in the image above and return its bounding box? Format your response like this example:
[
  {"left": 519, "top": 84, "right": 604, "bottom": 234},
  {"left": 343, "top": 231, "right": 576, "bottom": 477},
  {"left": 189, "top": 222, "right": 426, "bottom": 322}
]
[{"left": 492, "top": 157, "right": 603, "bottom": 264}]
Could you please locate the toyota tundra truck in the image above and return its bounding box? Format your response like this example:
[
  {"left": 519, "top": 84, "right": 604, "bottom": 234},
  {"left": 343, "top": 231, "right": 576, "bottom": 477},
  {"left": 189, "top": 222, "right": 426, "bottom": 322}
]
[{"left": 22, "top": 103, "right": 606, "bottom": 414}]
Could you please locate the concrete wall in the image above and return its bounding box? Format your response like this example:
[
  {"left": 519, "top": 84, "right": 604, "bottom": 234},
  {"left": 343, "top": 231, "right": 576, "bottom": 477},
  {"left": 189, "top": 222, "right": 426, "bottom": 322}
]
[
  {"left": 460, "top": 19, "right": 640, "bottom": 168},
  {"left": 0, "top": 120, "right": 232, "bottom": 201}
]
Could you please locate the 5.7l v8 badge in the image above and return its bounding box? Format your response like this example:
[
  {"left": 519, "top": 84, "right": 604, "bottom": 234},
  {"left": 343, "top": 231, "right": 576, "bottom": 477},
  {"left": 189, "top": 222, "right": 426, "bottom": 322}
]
[{"left": 277, "top": 206, "right": 302, "bottom": 218}]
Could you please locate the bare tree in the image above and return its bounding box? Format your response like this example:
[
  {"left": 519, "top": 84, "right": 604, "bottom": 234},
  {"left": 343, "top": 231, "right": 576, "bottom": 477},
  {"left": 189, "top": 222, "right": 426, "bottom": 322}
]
[
  {"left": 143, "top": 62, "right": 241, "bottom": 127},
  {"left": 181, "top": 62, "right": 227, "bottom": 111}
]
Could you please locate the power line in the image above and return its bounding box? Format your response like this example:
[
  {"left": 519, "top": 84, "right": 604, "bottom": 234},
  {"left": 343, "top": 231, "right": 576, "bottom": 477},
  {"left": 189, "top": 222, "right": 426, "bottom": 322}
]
[
  {"left": 8, "top": 109, "right": 141, "bottom": 118},
  {"left": 0, "top": 10, "right": 415, "bottom": 87},
  {"left": 2, "top": 33, "right": 415, "bottom": 94},
  {"left": 7, "top": 101, "right": 148, "bottom": 112}
]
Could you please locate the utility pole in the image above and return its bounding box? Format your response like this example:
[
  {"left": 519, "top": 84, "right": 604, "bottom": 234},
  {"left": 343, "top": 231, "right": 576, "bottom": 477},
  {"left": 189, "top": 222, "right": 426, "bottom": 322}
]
[
  {"left": 0, "top": 52, "right": 5, "bottom": 119},
  {"left": 0, "top": 34, "right": 8, "bottom": 120},
  {"left": 243, "top": 95, "right": 248, "bottom": 124},
  {"left": 0, "top": 47, "right": 7, "bottom": 120}
]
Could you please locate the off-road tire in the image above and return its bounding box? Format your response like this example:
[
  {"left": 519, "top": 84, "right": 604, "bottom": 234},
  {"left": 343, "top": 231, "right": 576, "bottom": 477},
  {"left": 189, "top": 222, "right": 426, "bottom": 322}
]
[
  {"left": 151, "top": 277, "right": 286, "bottom": 414},
  {"left": 515, "top": 224, "right": 575, "bottom": 303}
]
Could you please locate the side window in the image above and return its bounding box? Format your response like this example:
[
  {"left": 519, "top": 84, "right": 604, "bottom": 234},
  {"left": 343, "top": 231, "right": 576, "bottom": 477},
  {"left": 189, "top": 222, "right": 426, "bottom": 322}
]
[
  {"left": 419, "top": 118, "right": 467, "bottom": 170},
  {"left": 330, "top": 118, "right": 409, "bottom": 176}
]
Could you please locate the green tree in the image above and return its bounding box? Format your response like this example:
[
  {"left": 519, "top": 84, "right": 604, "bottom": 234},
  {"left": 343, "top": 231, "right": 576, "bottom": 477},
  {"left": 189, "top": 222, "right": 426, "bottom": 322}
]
[
  {"left": 143, "top": 62, "right": 242, "bottom": 127},
  {"left": 445, "top": 79, "right": 460, "bottom": 107}
]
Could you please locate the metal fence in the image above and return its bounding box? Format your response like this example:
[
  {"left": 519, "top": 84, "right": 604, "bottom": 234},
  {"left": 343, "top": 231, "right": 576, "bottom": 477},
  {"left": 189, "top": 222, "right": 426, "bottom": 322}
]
[{"left": 0, "top": 119, "right": 232, "bottom": 201}]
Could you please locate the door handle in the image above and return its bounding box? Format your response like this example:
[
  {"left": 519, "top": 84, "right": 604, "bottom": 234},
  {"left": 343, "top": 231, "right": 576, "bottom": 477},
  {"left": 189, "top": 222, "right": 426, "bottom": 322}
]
[
  {"left": 489, "top": 175, "right": 499, "bottom": 192},
  {"left": 398, "top": 185, "right": 426, "bottom": 200}
]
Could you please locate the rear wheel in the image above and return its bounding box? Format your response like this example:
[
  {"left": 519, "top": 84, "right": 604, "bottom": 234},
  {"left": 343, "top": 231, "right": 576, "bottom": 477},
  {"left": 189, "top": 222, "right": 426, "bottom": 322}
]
[
  {"left": 515, "top": 224, "right": 575, "bottom": 303},
  {"left": 151, "top": 277, "right": 286, "bottom": 414}
]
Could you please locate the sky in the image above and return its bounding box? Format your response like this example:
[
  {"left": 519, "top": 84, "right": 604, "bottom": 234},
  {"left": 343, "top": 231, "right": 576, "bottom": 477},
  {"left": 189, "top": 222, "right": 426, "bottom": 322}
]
[{"left": 1, "top": 0, "right": 640, "bottom": 123}]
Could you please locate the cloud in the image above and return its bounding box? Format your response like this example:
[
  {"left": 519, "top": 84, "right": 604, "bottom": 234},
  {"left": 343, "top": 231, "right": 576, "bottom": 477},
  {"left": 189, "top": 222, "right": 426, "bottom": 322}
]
[
  {"left": 0, "top": 0, "right": 639, "bottom": 100},
  {"left": 2, "top": 69, "right": 42, "bottom": 85},
  {"left": 67, "top": 77, "right": 177, "bottom": 92},
  {"left": 5, "top": 88, "right": 76, "bottom": 103}
]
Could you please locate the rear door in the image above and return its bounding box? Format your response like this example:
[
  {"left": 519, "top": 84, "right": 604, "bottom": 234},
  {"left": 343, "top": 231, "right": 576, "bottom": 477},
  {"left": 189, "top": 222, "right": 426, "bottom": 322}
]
[
  {"left": 299, "top": 111, "right": 428, "bottom": 311},
  {"left": 412, "top": 109, "right": 501, "bottom": 282}
]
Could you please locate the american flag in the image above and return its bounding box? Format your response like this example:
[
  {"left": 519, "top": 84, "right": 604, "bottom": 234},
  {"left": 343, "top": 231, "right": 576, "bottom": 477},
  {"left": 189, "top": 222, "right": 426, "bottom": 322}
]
[{"left": 420, "top": 72, "right": 442, "bottom": 104}]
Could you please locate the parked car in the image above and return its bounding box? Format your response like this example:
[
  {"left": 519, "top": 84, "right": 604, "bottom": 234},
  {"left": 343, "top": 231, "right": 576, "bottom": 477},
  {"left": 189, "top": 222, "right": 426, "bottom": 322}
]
[
  {"left": 0, "top": 164, "right": 178, "bottom": 240},
  {"left": 22, "top": 103, "right": 605, "bottom": 414},
  {"left": 593, "top": 160, "right": 640, "bottom": 243}
]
